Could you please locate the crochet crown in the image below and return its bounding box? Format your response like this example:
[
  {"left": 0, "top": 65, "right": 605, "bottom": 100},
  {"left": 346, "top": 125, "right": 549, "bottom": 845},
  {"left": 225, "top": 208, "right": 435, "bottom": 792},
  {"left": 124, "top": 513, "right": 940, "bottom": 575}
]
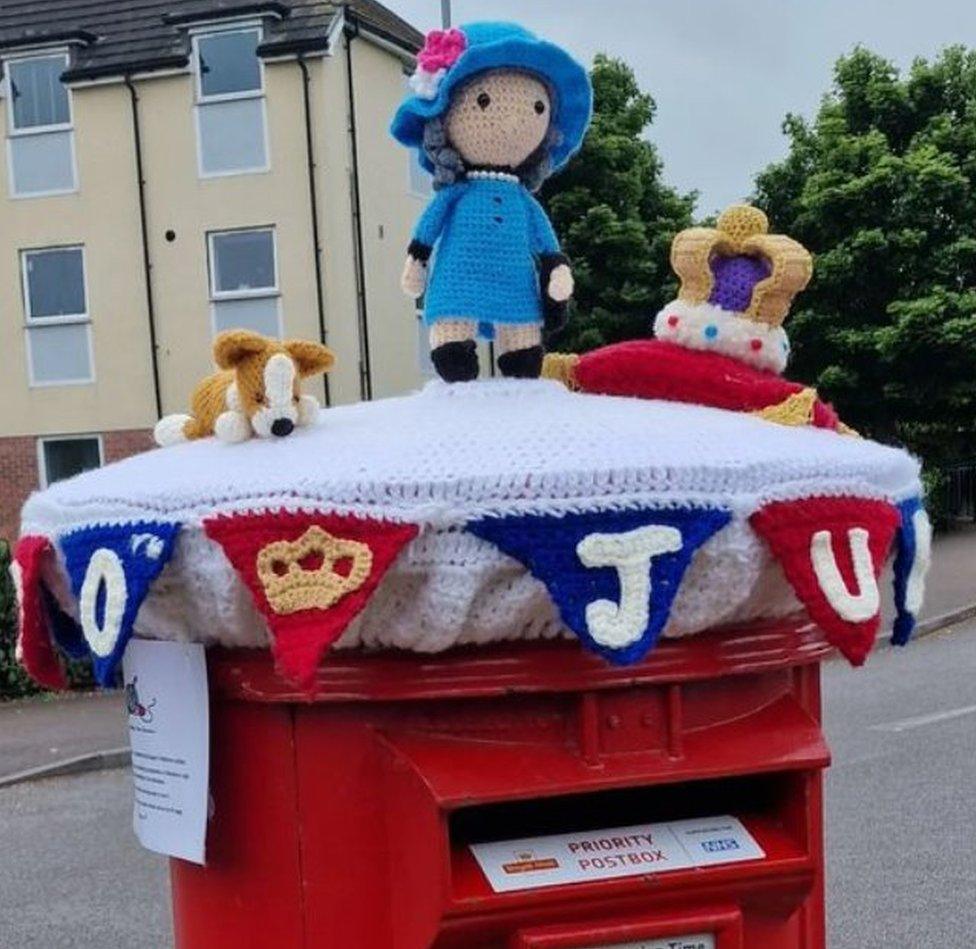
[
  {"left": 672, "top": 205, "right": 812, "bottom": 328},
  {"left": 654, "top": 205, "right": 813, "bottom": 374},
  {"left": 255, "top": 526, "right": 373, "bottom": 615}
]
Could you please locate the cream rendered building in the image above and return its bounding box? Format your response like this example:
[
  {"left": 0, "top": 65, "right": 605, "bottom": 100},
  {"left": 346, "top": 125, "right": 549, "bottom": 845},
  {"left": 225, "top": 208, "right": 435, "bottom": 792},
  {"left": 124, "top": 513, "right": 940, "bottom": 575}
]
[{"left": 0, "top": 0, "right": 431, "bottom": 539}]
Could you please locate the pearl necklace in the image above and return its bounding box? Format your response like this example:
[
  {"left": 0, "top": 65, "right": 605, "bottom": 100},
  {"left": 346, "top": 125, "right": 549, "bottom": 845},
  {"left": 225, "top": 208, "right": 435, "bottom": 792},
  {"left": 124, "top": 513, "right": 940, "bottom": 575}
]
[{"left": 467, "top": 170, "right": 520, "bottom": 183}]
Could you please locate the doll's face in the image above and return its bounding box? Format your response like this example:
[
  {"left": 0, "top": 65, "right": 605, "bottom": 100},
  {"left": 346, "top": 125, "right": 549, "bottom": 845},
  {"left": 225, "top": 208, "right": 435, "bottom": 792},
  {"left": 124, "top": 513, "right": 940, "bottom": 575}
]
[{"left": 445, "top": 69, "right": 552, "bottom": 169}]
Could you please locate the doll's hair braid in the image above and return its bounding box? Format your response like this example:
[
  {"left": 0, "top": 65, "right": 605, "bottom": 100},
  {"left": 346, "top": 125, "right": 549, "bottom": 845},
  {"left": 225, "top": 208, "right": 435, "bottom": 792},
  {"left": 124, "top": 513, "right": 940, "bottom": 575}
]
[{"left": 422, "top": 117, "right": 466, "bottom": 189}]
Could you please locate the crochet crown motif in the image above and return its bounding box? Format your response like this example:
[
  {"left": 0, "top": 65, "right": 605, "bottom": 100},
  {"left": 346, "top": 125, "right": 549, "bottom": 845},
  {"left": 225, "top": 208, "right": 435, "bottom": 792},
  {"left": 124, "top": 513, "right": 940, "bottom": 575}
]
[
  {"left": 671, "top": 205, "right": 813, "bottom": 328},
  {"left": 256, "top": 526, "right": 373, "bottom": 615}
]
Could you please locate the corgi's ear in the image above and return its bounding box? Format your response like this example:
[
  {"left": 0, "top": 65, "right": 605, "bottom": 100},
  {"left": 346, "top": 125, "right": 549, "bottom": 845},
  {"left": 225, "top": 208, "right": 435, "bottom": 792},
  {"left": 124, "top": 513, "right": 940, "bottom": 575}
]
[
  {"left": 213, "top": 330, "right": 270, "bottom": 370},
  {"left": 284, "top": 339, "right": 335, "bottom": 377}
]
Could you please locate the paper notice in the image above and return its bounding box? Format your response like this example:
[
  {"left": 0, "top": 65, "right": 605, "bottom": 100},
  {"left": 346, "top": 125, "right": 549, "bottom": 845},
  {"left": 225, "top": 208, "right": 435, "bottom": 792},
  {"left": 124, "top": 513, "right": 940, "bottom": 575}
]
[{"left": 122, "top": 640, "right": 209, "bottom": 865}]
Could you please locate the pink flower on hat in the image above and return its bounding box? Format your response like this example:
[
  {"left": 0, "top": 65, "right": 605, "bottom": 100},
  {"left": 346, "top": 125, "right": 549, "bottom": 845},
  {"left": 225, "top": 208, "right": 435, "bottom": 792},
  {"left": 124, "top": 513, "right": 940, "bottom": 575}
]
[{"left": 417, "top": 28, "right": 467, "bottom": 73}]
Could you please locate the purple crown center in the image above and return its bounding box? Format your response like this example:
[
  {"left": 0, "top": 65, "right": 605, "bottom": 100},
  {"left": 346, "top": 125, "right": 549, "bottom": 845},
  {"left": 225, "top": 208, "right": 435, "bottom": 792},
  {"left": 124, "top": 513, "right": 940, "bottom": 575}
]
[{"left": 709, "top": 253, "right": 771, "bottom": 313}]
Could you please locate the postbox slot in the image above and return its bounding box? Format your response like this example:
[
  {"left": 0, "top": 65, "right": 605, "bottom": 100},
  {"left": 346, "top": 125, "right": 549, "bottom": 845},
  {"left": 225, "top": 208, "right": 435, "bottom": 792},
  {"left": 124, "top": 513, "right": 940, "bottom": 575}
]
[
  {"left": 449, "top": 773, "right": 790, "bottom": 848},
  {"left": 447, "top": 770, "right": 816, "bottom": 908}
]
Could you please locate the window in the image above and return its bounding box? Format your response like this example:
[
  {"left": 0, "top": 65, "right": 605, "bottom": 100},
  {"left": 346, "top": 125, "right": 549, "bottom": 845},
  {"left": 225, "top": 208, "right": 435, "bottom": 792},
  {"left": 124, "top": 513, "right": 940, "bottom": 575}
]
[
  {"left": 208, "top": 228, "right": 280, "bottom": 336},
  {"left": 194, "top": 27, "right": 268, "bottom": 176},
  {"left": 38, "top": 436, "right": 102, "bottom": 488},
  {"left": 5, "top": 52, "right": 77, "bottom": 196},
  {"left": 9, "top": 56, "right": 70, "bottom": 130},
  {"left": 21, "top": 246, "right": 94, "bottom": 386},
  {"left": 197, "top": 30, "right": 262, "bottom": 98}
]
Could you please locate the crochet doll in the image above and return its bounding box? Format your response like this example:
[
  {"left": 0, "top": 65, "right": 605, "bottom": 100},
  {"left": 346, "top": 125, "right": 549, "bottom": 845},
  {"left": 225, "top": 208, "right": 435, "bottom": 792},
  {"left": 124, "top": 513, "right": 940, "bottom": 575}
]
[
  {"left": 545, "top": 205, "right": 851, "bottom": 432},
  {"left": 391, "top": 22, "right": 592, "bottom": 382}
]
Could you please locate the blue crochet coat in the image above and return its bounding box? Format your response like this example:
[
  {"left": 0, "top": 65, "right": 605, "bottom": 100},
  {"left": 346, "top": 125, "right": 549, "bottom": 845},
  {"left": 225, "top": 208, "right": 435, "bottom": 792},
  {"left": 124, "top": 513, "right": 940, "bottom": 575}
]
[{"left": 411, "top": 176, "right": 563, "bottom": 337}]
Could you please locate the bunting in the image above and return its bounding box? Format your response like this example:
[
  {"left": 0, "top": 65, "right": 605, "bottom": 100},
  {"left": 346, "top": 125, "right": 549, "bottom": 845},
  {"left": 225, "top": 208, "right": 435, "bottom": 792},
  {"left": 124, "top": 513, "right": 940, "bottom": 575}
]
[
  {"left": 204, "top": 511, "right": 418, "bottom": 690},
  {"left": 42, "top": 585, "right": 88, "bottom": 660},
  {"left": 892, "top": 497, "right": 932, "bottom": 646},
  {"left": 60, "top": 522, "right": 181, "bottom": 685},
  {"left": 750, "top": 497, "right": 899, "bottom": 664},
  {"left": 468, "top": 506, "right": 731, "bottom": 664},
  {"left": 12, "top": 536, "right": 67, "bottom": 690}
]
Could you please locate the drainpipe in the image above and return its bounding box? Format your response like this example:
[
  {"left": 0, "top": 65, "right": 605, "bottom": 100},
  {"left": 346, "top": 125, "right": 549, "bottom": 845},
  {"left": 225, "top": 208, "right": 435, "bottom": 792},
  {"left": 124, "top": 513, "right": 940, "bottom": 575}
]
[
  {"left": 125, "top": 76, "right": 163, "bottom": 420},
  {"left": 296, "top": 54, "right": 331, "bottom": 406},
  {"left": 343, "top": 22, "right": 373, "bottom": 401}
]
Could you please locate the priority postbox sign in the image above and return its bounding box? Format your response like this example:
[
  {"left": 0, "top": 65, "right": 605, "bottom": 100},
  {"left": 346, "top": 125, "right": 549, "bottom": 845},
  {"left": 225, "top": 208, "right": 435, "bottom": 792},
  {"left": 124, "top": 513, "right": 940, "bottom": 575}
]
[{"left": 470, "top": 816, "right": 763, "bottom": 893}]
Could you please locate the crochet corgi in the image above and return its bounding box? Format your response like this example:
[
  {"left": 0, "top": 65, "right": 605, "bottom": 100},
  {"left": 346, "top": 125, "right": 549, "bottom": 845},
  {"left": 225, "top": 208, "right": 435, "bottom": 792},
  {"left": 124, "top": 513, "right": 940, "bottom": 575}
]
[{"left": 154, "top": 330, "right": 335, "bottom": 446}]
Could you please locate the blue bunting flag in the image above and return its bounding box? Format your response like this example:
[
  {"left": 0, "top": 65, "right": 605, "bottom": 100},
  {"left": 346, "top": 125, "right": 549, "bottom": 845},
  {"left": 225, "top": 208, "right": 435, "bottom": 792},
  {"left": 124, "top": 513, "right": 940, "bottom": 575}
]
[
  {"left": 469, "top": 506, "right": 731, "bottom": 664},
  {"left": 892, "top": 497, "right": 932, "bottom": 646},
  {"left": 60, "top": 522, "right": 180, "bottom": 685}
]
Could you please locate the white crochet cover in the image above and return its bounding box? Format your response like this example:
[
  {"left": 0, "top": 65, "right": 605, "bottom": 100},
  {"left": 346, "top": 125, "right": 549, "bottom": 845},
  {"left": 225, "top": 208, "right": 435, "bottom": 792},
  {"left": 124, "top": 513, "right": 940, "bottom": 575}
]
[{"left": 22, "top": 379, "right": 922, "bottom": 653}]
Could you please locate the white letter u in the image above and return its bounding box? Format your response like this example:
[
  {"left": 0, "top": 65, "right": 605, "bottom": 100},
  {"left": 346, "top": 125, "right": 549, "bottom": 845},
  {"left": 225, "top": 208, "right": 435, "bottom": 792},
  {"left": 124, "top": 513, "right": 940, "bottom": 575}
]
[{"left": 810, "top": 527, "right": 879, "bottom": 622}]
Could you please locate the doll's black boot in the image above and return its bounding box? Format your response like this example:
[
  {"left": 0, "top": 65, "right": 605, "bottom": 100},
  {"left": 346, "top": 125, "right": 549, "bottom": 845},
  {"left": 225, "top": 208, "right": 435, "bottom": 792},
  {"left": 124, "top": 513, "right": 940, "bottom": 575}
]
[
  {"left": 497, "top": 345, "right": 544, "bottom": 379},
  {"left": 431, "top": 340, "right": 479, "bottom": 382}
]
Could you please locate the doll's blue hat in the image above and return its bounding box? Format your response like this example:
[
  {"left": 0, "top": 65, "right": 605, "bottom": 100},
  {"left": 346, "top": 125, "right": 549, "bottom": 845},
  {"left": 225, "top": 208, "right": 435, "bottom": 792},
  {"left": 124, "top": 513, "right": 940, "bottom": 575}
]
[{"left": 391, "top": 21, "right": 593, "bottom": 174}]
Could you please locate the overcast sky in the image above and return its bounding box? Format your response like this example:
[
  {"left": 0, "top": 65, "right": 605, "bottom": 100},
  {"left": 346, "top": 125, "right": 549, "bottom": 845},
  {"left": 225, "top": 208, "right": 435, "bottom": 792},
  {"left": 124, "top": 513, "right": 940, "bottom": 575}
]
[{"left": 384, "top": 0, "right": 976, "bottom": 215}]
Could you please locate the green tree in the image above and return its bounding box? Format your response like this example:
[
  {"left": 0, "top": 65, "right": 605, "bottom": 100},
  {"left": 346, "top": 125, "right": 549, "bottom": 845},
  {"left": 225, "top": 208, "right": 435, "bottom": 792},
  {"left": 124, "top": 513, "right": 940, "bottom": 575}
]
[
  {"left": 0, "top": 540, "right": 37, "bottom": 699},
  {"left": 540, "top": 55, "right": 695, "bottom": 351},
  {"left": 754, "top": 46, "right": 976, "bottom": 468}
]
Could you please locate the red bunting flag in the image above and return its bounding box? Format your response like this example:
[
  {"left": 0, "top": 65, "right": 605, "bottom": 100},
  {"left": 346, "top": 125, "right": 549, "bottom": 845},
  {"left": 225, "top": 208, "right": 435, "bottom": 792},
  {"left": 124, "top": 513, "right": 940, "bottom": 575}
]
[
  {"left": 750, "top": 497, "right": 899, "bottom": 664},
  {"left": 205, "top": 511, "right": 418, "bottom": 690},
  {"left": 12, "top": 536, "right": 67, "bottom": 690}
]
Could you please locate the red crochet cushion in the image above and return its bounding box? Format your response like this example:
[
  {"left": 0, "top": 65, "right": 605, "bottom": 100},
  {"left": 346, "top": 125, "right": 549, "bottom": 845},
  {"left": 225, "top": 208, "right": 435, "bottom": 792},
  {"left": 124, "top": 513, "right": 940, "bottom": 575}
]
[{"left": 575, "top": 340, "right": 840, "bottom": 429}]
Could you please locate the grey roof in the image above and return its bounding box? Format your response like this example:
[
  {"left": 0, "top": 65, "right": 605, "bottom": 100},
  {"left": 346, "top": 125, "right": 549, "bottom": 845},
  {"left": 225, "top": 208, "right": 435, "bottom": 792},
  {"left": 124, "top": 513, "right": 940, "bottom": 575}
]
[{"left": 0, "top": 0, "right": 422, "bottom": 82}]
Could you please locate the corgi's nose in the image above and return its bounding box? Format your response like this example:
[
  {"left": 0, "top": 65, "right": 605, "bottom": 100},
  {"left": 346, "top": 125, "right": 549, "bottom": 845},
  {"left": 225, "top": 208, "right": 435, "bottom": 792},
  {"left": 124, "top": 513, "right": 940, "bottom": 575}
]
[{"left": 271, "top": 418, "right": 294, "bottom": 438}]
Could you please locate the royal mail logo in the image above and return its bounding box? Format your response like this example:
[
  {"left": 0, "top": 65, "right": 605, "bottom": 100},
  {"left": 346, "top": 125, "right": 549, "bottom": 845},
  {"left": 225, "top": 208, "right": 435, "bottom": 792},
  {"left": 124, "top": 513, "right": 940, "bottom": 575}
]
[
  {"left": 501, "top": 851, "right": 560, "bottom": 875},
  {"left": 256, "top": 526, "right": 373, "bottom": 615}
]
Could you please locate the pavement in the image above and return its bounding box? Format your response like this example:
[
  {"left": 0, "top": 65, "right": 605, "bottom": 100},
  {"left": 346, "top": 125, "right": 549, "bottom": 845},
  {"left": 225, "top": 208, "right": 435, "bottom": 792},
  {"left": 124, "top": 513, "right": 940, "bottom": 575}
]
[{"left": 0, "top": 691, "right": 127, "bottom": 785}]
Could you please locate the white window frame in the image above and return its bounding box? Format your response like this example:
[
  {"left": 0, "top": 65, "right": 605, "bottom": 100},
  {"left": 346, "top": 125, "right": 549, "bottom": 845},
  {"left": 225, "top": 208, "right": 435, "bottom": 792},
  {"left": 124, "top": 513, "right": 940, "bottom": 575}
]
[
  {"left": 36, "top": 433, "right": 104, "bottom": 489},
  {"left": 4, "top": 49, "right": 79, "bottom": 198},
  {"left": 21, "top": 244, "right": 95, "bottom": 387},
  {"left": 191, "top": 23, "right": 270, "bottom": 178},
  {"left": 4, "top": 50, "right": 73, "bottom": 136},
  {"left": 192, "top": 24, "right": 265, "bottom": 104},
  {"left": 207, "top": 226, "right": 282, "bottom": 336}
]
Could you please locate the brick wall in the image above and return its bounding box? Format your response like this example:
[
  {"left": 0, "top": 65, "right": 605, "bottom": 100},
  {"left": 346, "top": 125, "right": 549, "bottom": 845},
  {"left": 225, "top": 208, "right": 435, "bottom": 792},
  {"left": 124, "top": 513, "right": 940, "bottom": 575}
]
[
  {"left": 103, "top": 429, "right": 156, "bottom": 465},
  {"left": 0, "top": 435, "right": 38, "bottom": 545},
  {"left": 0, "top": 428, "right": 154, "bottom": 543}
]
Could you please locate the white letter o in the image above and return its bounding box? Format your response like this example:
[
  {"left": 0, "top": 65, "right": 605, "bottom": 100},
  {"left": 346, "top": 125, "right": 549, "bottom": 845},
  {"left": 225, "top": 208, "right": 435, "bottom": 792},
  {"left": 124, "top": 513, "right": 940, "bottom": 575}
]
[{"left": 79, "top": 549, "right": 127, "bottom": 658}]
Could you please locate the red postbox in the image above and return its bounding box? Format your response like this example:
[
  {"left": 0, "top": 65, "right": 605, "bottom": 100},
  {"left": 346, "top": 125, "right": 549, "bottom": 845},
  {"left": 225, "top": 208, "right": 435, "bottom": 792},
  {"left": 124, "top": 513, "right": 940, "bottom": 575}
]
[{"left": 170, "top": 616, "right": 831, "bottom": 949}]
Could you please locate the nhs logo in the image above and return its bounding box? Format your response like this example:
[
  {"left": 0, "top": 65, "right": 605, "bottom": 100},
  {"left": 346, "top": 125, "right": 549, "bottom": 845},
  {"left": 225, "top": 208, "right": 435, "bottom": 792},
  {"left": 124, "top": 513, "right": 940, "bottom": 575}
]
[{"left": 700, "top": 838, "right": 740, "bottom": 854}]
